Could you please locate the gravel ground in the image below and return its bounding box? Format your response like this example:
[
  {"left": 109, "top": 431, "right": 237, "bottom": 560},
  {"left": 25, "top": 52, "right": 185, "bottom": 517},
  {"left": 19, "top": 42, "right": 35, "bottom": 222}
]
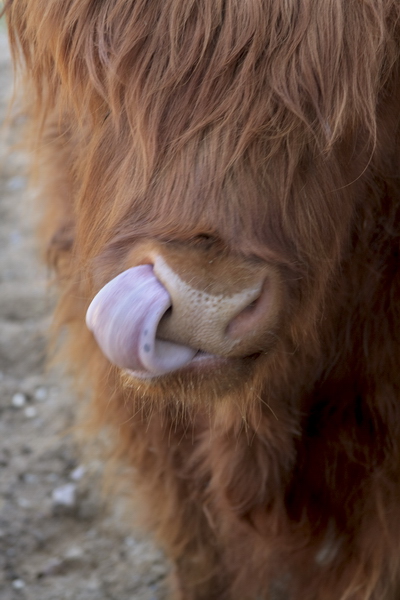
[{"left": 0, "top": 25, "right": 168, "bottom": 600}]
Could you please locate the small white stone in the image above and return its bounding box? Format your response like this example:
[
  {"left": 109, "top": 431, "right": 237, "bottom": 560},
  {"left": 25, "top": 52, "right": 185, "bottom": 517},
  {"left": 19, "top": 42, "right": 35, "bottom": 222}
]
[
  {"left": 70, "top": 465, "right": 86, "bottom": 481},
  {"left": 24, "top": 473, "right": 39, "bottom": 484},
  {"left": 39, "top": 558, "right": 63, "bottom": 577},
  {"left": 12, "top": 393, "right": 26, "bottom": 408},
  {"left": 12, "top": 579, "right": 25, "bottom": 590},
  {"left": 85, "top": 577, "right": 100, "bottom": 591},
  {"left": 85, "top": 528, "right": 97, "bottom": 539},
  {"left": 17, "top": 497, "right": 32, "bottom": 509},
  {"left": 64, "top": 545, "right": 84, "bottom": 560},
  {"left": 124, "top": 536, "right": 138, "bottom": 548},
  {"left": 34, "top": 387, "right": 48, "bottom": 402},
  {"left": 52, "top": 483, "right": 76, "bottom": 507},
  {"left": 9, "top": 231, "right": 22, "bottom": 246},
  {"left": 24, "top": 406, "right": 37, "bottom": 419},
  {"left": 7, "top": 176, "right": 26, "bottom": 191}
]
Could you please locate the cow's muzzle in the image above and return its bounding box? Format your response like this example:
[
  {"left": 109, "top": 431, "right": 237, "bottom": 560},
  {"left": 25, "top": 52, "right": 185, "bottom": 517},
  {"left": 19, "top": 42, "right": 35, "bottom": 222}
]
[{"left": 86, "top": 245, "right": 281, "bottom": 377}]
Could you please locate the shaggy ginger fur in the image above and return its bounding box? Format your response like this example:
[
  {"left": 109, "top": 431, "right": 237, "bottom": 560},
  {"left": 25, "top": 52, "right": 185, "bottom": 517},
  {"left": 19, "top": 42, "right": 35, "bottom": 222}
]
[{"left": 5, "top": 0, "right": 400, "bottom": 598}]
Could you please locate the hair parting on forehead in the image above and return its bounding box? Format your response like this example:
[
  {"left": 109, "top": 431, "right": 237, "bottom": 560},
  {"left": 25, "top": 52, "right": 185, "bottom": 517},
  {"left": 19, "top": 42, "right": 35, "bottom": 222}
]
[{"left": 7, "top": 0, "right": 400, "bottom": 156}]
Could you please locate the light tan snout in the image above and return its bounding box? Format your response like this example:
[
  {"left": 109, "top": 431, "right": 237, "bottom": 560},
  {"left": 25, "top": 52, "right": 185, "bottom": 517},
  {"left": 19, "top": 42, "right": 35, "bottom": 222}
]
[{"left": 131, "top": 242, "right": 282, "bottom": 358}]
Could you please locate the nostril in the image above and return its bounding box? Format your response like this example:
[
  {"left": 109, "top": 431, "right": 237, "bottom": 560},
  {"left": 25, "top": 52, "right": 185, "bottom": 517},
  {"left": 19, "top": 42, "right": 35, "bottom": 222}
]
[
  {"left": 226, "top": 278, "right": 272, "bottom": 341},
  {"left": 157, "top": 305, "right": 173, "bottom": 339},
  {"left": 230, "top": 297, "right": 261, "bottom": 326},
  {"left": 243, "top": 299, "right": 258, "bottom": 312},
  {"left": 161, "top": 306, "right": 173, "bottom": 321}
]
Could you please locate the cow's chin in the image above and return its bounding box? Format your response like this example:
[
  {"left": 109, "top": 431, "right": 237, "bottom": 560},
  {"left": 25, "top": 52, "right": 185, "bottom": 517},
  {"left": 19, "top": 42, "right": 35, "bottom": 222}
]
[{"left": 120, "top": 352, "right": 260, "bottom": 399}]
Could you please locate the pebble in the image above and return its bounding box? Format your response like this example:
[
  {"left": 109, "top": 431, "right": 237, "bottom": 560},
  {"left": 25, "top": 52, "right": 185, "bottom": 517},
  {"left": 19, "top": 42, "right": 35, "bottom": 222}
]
[
  {"left": 12, "top": 579, "right": 25, "bottom": 590},
  {"left": 9, "top": 230, "right": 22, "bottom": 246},
  {"left": 24, "top": 406, "right": 37, "bottom": 419},
  {"left": 70, "top": 465, "right": 86, "bottom": 481},
  {"left": 34, "top": 387, "right": 48, "bottom": 402},
  {"left": 85, "top": 528, "right": 97, "bottom": 539},
  {"left": 85, "top": 577, "right": 100, "bottom": 591},
  {"left": 12, "top": 393, "right": 27, "bottom": 408},
  {"left": 64, "top": 545, "right": 84, "bottom": 560},
  {"left": 7, "top": 175, "right": 26, "bottom": 191},
  {"left": 52, "top": 483, "right": 77, "bottom": 507},
  {"left": 125, "top": 536, "right": 138, "bottom": 549},
  {"left": 17, "top": 497, "right": 32, "bottom": 509},
  {"left": 23, "top": 472, "right": 39, "bottom": 484},
  {"left": 38, "top": 558, "right": 63, "bottom": 578}
]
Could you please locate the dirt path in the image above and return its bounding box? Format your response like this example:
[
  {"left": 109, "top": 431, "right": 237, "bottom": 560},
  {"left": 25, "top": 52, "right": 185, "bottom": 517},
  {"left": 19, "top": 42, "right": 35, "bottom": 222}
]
[{"left": 0, "top": 28, "right": 167, "bottom": 600}]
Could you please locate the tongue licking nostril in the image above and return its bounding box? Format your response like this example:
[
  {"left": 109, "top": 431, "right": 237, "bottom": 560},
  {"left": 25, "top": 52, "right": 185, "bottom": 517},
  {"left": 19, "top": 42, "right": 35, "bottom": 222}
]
[{"left": 85, "top": 265, "right": 197, "bottom": 376}]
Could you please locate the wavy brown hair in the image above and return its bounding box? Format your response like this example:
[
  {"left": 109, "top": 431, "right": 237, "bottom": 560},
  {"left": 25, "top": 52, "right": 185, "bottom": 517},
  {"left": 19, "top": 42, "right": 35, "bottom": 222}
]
[{"left": 5, "top": 0, "right": 400, "bottom": 598}]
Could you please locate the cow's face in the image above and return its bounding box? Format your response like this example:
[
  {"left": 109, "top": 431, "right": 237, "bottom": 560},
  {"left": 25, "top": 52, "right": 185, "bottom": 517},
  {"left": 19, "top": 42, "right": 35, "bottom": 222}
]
[
  {"left": 71, "top": 1, "right": 374, "bottom": 397},
  {"left": 10, "top": 0, "right": 389, "bottom": 397}
]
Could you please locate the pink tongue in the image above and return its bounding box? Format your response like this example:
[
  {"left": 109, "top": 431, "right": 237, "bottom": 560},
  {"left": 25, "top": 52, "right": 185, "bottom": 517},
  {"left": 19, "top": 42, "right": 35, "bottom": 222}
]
[{"left": 86, "top": 265, "right": 197, "bottom": 376}]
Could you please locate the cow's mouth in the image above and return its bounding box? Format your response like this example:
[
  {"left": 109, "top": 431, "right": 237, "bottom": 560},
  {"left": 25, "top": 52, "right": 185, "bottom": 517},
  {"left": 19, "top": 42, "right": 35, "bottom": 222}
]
[
  {"left": 124, "top": 349, "right": 229, "bottom": 380},
  {"left": 86, "top": 263, "right": 271, "bottom": 379}
]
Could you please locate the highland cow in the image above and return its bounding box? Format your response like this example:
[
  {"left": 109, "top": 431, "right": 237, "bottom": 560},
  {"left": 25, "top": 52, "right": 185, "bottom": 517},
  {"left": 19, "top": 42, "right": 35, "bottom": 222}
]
[{"left": 5, "top": 0, "right": 400, "bottom": 598}]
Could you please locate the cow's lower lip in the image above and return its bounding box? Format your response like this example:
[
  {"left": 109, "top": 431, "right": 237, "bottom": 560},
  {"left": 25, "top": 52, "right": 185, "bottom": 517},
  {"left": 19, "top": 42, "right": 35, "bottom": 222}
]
[{"left": 124, "top": 350, "right": 228, "bottom": 380}]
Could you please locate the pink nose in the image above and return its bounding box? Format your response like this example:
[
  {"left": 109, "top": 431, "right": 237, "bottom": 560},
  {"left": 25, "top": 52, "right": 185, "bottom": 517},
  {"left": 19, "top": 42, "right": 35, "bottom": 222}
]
[{"left": 86, "top": 255, "right": 280, "bottom": 377}]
